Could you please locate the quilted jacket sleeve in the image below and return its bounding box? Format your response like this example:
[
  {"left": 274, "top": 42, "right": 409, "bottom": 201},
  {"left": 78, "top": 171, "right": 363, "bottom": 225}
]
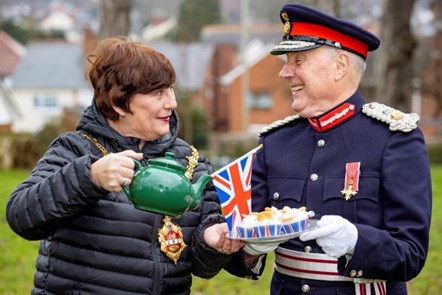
[
  {"left": 6, "top": 132, "right": 108, "bottom": 241},
  {"left": 188, "top": 154, "right": 235, "bottom": 279}
]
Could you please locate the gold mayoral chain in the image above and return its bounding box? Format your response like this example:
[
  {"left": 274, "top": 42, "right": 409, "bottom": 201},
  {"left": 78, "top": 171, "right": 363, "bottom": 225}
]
[
  {"left": 81, "top": 133, "right": 199, "bottom": 263},
  {"left": 158, "top": 145, "right": 199, "bottom": 263}
]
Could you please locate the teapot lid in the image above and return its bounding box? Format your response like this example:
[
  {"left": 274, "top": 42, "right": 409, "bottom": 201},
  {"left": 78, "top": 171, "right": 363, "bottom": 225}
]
[{"left": 148, "top": 151, "right": 186, "bottom": 172}]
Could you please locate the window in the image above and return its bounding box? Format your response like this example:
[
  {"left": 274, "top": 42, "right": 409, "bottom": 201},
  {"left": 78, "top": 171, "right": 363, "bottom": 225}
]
[
  {"left": 33, "top": 94, "right": 58, "bottom": 109},
  {"left": 247, "top": 91, "right": 272, "bottom": 109}
]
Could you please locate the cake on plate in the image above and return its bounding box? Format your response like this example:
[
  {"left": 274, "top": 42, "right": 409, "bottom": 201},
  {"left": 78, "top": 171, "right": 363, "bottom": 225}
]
[{"left": 236, "top": 206, "right": 309, "bottom": 239}]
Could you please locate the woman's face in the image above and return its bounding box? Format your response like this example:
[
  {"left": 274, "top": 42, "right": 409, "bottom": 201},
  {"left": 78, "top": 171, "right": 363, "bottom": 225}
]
[{"left": 116, "top": 86, "right": 177, "bottom": 141}]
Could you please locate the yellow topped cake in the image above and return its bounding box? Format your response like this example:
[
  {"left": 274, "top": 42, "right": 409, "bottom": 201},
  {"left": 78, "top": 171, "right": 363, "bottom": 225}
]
[{"left": 236, "top": 206, "right": 309, "bottom": 238}]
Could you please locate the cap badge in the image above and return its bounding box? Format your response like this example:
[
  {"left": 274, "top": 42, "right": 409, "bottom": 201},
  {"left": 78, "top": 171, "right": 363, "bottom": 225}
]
[
  {"left": 158, "top": 216, "right": 186, "bottom": 264},
  {"left": 281, "top": 11, "right": 291, "bottom": 35},
  {"left": 341, "top": 162, "right": 360, "bottom": 201}
]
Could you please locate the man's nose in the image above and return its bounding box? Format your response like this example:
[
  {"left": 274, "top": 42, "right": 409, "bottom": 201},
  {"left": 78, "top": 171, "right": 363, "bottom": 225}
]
[{"left": 279, "top": 63, "right": 293, "bottom": 79}]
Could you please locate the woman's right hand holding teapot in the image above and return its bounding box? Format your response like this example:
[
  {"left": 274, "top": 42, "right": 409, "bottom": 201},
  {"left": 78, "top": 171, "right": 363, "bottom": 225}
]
[{"left": 91, "top": 150, "right": 143, "bottom": 192}]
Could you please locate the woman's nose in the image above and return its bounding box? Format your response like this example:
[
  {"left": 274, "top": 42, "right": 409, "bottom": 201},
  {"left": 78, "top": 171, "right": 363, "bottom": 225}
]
[{"left": 165, "top": 89, "right": 177, "bottom": 109}]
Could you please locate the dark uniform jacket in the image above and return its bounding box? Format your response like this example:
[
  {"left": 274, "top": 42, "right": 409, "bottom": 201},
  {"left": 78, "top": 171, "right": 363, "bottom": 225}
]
[
  {"left": 6, "top": 104, "right": 231, "bottom": 295},
  {"left": 226, "top": 91, "right": 432, "bottom": 295}
]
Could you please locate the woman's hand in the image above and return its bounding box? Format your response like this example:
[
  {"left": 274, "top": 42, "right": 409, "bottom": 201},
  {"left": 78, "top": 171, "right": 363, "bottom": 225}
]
[
  {"left": 90, "top": 150, "right": 143, "bottom": 192},
  {"left": 204, "top": 223, "right": 245, "bottom": 255}
]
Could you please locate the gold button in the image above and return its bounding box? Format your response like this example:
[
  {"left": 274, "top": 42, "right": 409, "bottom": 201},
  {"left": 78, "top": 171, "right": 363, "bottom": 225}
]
[
  {"left": 357, "top": 270, "right": 364, "bottom": 277},
  {"left": 301, "top": 284, "right": 310, "bottom": 293},
  {"left": 350, "top": 270, "right": 357, "bottom": 277}
]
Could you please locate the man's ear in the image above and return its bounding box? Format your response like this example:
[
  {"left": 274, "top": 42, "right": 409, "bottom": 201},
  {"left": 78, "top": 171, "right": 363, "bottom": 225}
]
[{"left": 334, "top": 52, "right": 350, "bottom": 81}]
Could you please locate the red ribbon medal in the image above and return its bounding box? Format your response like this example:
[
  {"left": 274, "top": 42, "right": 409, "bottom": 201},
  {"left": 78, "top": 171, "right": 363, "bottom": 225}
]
[{"left": 341, "top": 162, "right": 360, "bottom": 201}]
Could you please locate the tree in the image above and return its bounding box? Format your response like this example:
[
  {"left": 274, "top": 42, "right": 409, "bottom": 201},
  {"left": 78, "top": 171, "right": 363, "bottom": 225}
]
[
  {"left": 174, "top": 0, "right": 221, "bottom": 42},
  {"left": 0, "top": 20, "right": 29, "bottom": 45},
  {"left": 376, "top": 0, "right": 416, "bottom": 111},
  {"left": 421, "top": 0, "right": 442, "bottom": 116},
  {"left": 98, "top": 0, "right": 131, "bottom": 40},
  {"left": 175, "top": 87, "right": 209, "bottom": 148}
]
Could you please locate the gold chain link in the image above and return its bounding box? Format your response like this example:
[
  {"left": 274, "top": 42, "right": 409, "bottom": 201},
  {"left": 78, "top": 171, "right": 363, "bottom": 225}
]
[
  {"left": 81, "top": 133, "right": 110, "bottom": 156},
  {"left": 81, "top": 133, "right": 197, "bottom": 180}
]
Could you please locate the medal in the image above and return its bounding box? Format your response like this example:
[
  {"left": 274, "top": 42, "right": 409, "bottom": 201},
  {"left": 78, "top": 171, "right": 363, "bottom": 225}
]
[
  {"left": 158, "top": 216, "right": 186, "bottom": 264},
  {"left": 341, "top": 162, "right": 360, "bottom": 201}
]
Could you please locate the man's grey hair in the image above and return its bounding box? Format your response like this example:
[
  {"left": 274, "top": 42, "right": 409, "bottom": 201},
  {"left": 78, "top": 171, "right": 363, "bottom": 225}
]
[
  {"left": 326, "top": 46, "right": 366, "bottom": 84},
  {"left": 348, "top": 51, "right": 367, "bottom": 84}
]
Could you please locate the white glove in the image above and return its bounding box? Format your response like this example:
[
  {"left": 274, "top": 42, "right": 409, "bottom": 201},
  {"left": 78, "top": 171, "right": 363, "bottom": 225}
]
[
  {"left": 243, "top": 239, "right": 289, "bottom": 256},
  {"left": 300, "top": 215, "right": 358, "bottom": 258}
]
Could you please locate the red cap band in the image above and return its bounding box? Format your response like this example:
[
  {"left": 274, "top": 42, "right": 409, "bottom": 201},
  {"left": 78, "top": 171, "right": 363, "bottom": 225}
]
[{"left": 290, "top": 22, "right": 369, "bottom": 58}]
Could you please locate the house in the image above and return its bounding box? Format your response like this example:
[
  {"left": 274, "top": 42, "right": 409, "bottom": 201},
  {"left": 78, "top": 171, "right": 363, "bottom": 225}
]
[
  {"left": 7, "top": 38, "right": 214, "bottom": 134},
  {"left": 9, "top": 41, "right": 92, "bottom": 133},
  {"left": 201, "top": 23, "right": 281, "bottom": 49},
  {"left": 197, "top": 39, "right": 293, "bottom": 137},
  {"left": 39, "top": 3, "right": 75, "bottom": 32},
  {"left": 199, "top": 23, "right": 296, "bottom": 139},
  {"left": 142, "top": 17, "right": 177, "bottom": 42},
  {"left": 0, "top": 30, "right": 25, "bottom": 131},
  {"left": 0, "top": 30, "right": 26, "bottom": 78},
  {"left": 0, "top": 82, "right": 19, "bottom": 132},
  {"left": 147, "top": 40, "right": 215, "bottom": 91}
]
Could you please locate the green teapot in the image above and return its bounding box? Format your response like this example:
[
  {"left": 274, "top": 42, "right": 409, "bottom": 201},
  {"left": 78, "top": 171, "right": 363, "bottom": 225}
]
[{"left": 122, "top": 151, "right": 213, "bottom": 216}]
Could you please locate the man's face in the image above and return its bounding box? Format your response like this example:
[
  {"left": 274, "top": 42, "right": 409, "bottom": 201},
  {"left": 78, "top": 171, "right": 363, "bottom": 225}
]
[{"left": 279, "top": 47, "right": 341, "bottom": 118}]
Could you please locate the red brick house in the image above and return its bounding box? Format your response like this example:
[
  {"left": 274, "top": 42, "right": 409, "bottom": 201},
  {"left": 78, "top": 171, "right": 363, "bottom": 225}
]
[
  {"left": 0, "top": 30, "right": 26, "bottom": 78},
  {"left": 197, "top": 40, "right": 293, "bottom": 137}
]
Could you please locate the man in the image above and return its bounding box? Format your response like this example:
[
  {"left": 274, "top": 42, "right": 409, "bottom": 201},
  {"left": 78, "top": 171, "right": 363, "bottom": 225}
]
[{"left": 225, "top": 3, "right": 432, "bottom": 295}]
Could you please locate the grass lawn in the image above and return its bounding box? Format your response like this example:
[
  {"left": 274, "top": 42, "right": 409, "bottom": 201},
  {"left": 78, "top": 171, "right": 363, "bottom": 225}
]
[{"left": 1, "top": 167, "right": 441, "bottom": 294}]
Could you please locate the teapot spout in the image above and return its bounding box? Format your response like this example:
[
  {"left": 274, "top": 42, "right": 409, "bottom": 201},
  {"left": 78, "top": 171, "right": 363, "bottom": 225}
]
[{"left": 191, "top": 174, "right": 213, "bottom": 208}]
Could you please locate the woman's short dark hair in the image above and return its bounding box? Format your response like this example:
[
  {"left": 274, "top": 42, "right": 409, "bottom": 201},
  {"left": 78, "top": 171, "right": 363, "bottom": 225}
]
[{"left": 86, "top": 37, "right": 176, "bottom": 121}]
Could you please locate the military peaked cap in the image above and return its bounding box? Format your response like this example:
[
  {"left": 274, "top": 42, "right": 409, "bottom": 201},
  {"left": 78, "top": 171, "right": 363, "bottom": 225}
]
[{"left": 271, "top": 4, "right": 380, "bottom": 59}]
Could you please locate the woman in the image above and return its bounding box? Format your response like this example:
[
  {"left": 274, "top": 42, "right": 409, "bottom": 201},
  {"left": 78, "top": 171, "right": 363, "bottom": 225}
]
[{"left": 6, "top": 37, "right": 243, "bottom": 295}]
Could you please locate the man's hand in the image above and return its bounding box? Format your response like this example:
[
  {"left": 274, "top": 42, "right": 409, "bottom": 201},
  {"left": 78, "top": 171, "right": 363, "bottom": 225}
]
[
  {"left": 300, "top": 215, "right": 358, "bottom": 258},
  {"left": 243, "top": 237, "right": 291, "bottom": 256}
]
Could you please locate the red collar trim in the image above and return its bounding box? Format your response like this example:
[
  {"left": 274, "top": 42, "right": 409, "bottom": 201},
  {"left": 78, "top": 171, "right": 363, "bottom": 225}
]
[
  {"left": 290, "top": 22, "right": 369, "bottom": 59},
  {"left": 308, "top": 103, "right": 355, "bottom": 132}
]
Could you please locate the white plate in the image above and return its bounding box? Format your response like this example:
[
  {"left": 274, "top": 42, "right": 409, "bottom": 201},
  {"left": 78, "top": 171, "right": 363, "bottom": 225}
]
[{"left": 231, "top": 219, "right": 319, "bottom": 243}]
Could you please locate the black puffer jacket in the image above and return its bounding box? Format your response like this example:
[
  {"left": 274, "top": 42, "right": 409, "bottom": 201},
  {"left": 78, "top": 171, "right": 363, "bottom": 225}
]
[{"left": 6, "top": 104, "right": 232, "bottom": 295}]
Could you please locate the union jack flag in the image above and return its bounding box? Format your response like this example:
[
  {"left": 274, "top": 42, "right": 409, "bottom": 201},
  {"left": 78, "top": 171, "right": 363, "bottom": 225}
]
[{"left": 211, "top": 145, "right": 263, "bottom": 235}]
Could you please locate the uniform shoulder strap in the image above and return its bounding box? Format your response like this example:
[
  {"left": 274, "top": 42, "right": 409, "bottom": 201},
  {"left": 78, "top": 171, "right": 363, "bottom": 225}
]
[
  {"left": 259, "top": 114, "right": 301, "bottom": 136},
  {"left": 362, "top": 102, "right": 420, "bottom": 133}
]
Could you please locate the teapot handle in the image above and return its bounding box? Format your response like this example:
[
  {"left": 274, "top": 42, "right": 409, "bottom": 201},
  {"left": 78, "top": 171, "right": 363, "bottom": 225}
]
[
  {"left": 132, "top": 159, "right": 144, "bottom": 171},
  {"left": 122, "top": 158, "right": 144, "bottom": 197}
]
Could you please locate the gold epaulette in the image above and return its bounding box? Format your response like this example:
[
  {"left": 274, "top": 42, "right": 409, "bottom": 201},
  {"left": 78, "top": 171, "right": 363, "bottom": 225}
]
[
  {"left": 362, "top": 102, "right": 419, "bottom": 133},
  {"left": 258, "top": 114, "right": 301, "bottom": 136}
]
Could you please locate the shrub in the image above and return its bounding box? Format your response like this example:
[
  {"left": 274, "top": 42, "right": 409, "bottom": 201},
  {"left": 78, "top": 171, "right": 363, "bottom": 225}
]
[{"left": 427, "top": 142, "right": 442, "bottom": 164}]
